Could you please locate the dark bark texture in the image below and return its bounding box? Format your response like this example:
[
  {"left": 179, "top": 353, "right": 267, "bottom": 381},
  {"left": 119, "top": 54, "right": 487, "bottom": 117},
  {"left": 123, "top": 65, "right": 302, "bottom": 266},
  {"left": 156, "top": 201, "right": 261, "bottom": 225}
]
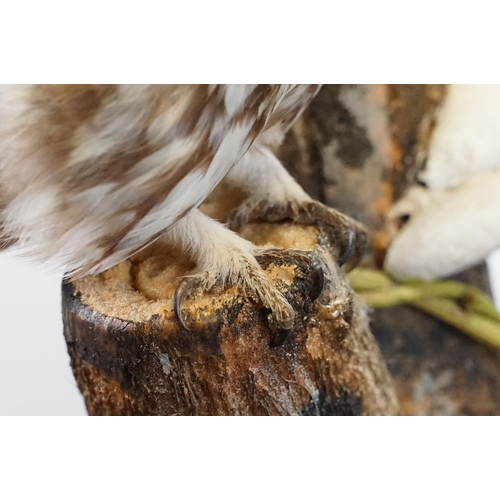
[{"left": 63, "top": 222, "right": 398, "bottom": 416}]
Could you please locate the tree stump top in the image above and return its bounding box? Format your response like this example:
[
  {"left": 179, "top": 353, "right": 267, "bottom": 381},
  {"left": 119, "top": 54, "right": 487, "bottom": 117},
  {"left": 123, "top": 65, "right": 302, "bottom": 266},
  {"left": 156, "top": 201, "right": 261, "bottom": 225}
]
[{"left": 64, "top": 217, "right": 399, "bottom": 416}]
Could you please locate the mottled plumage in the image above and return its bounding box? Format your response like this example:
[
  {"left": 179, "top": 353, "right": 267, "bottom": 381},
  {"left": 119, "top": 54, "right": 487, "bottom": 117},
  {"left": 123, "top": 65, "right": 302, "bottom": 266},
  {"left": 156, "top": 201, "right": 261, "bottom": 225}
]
[{"left": 0, "top": 84, "right": 364, "bottom": 329}]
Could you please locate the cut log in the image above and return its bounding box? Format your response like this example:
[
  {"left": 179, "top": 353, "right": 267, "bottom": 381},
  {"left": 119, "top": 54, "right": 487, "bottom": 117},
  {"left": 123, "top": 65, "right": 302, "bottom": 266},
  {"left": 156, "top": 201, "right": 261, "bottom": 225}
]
[{"left": 63, "top": 219, "right": 399, "bottom": 416}]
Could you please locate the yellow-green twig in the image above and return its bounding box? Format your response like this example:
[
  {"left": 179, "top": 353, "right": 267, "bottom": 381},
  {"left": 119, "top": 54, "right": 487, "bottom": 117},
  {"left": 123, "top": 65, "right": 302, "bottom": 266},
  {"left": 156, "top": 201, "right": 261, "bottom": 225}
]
[{"left": 348, "top": 268, "right": 500, "bottom": 350}]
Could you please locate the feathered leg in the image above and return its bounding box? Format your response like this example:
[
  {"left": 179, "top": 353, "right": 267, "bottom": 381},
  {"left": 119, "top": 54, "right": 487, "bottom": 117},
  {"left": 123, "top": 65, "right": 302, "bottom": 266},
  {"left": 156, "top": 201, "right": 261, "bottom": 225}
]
[
  {"left": 227, "top": 144, "right": 368, "bottom": 270},
  {"left": 168, "top": 209, "right": 323, "bottom": 331}
]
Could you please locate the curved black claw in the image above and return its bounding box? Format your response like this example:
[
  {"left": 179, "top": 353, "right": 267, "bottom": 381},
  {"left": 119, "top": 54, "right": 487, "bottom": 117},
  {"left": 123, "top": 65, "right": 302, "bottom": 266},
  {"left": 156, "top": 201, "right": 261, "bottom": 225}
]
[
  {"left": 337, "top": 226, "right": 356, "bottom": 268},
  {"left": 173, "top": 279, "right": 191, "bottom": 331},
  {"left": 230, "top": 197, "right": 368, "bottom": 273},
  {"left": 174, "top": 277, "right": 206, "bottom": 331},
  {"left": 309, "top": 265, "right": 325, "bottom": 302},
  {"left": 337, "top": 224, "right": 368, "bottom": 272}
]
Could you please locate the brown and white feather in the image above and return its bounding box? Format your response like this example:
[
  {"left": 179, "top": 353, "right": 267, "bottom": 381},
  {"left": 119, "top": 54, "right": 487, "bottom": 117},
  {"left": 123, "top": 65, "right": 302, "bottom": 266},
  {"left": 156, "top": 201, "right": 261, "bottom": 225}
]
[{"left": 0, "top": 84, "right": 320, "bottom": 277}]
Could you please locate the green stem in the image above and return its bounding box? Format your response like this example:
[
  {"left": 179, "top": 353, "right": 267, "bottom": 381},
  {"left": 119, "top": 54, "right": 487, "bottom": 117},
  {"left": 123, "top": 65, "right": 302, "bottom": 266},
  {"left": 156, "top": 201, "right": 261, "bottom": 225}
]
[
  {"left": 348, "top": 268, "right": 500, "bottom": 349},
  {"left": 414, "top": 297, "right": 500, "bottom": 350}
]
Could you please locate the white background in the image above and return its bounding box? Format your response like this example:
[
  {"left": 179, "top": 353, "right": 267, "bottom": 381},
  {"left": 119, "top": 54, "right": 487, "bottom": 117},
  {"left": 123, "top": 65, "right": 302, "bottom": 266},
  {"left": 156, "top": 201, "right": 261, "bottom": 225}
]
[
  {"left": 0, "top": 257, "right": 86, "bottom": 415},
  {"left": 1, "top": 250, "right": 500, "bottom": 415}
]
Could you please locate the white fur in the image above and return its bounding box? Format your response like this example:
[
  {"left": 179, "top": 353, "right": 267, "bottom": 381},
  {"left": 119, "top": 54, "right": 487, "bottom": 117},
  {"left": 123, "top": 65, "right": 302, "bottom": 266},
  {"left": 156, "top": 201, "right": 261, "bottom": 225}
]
[
  {"left": 228, "top": 143, "right": 311, "bottom": 204},
  {"left": 168, "top": 208, "right": 293, "bottom": 324},
  {"left": 385, "top": 84, "right": 500, "bottom": 279},
  {"left": 422, "top": 84, "right": 500, "bottom": 190},
  {"left": 170, "top": 209, "right": 256, "bottom": 280},
  {"left": 385, "top": 170, "right": 500, "bottom": 278}
]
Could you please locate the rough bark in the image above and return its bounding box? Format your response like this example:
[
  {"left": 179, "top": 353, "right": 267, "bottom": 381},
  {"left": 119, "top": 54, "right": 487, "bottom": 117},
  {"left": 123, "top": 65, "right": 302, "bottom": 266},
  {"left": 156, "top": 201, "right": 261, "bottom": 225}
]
[
  {"left": 63, "top": 218, "right": 398, "bottom": 416},
  {"left": 280, "top": 84, "right": 500, "bottom": 415}
]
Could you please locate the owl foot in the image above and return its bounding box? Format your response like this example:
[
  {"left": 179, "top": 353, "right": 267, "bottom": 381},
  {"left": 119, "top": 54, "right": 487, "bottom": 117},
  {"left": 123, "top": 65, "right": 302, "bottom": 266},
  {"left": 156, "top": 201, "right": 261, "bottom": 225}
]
[
  {"left": 229, "top": 199, "right": 368, "bottom": 272},
  {"left": 173, "top": 249, "right": 324, "bottom": 333},
  {"left": 254, "top": 249, "right": 325, "bottom": 302}
]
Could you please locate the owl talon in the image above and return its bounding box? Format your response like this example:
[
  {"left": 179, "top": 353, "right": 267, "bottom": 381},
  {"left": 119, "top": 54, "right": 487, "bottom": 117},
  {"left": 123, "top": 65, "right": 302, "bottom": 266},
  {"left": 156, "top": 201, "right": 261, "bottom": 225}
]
[
  {"left": 173, "top": 249, "right": 324, "bottom": 332},
  {"left": 300, "top": 201, "right": 368, "bottom": 271},
  {"left": 310, "top": 264, "right": 325, "bottom": 302},
  {"left": 256, "top": 248, "right": 325, "bottom": 302},
  {"left": 336, "top": 224, "right": 367, "bottom": 272},
  {"left": 230, "top": 198, "right": 368, "bottom": 271},
  {"left": 173, "top": 277, "right": 202, "bottom": 331},
  {"left": 337, "top": 227, "right": 355, "bottom": 268}
]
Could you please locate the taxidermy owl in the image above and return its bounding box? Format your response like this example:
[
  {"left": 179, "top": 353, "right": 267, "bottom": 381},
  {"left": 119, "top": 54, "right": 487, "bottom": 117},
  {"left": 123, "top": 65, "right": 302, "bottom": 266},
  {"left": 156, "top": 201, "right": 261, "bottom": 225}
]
[
  {"left": 385, "top": 84, "right": 500, "bottom": 279},
  {"left": 0, "top": 84, "right": 366, "bottom": 330}
]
